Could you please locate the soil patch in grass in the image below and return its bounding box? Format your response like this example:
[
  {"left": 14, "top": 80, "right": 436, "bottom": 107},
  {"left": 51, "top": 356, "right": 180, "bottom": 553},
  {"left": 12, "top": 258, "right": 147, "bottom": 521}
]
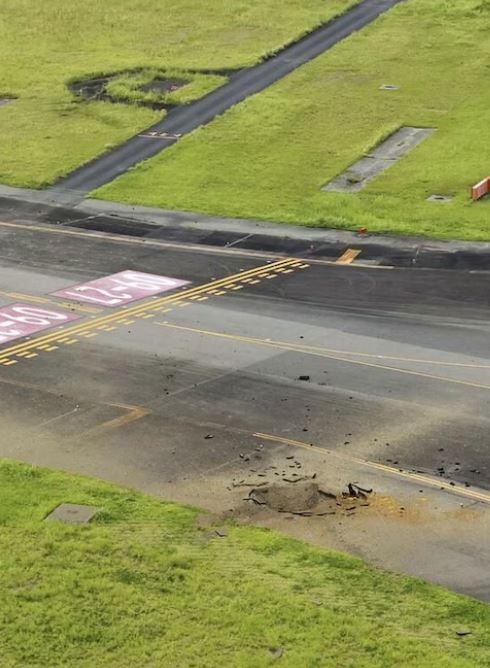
[
  {"left": 141, "top": 78, "right": 188, "bottom": 95},
  {"left": 70, "top": 68, "right": 228, "bottom": 111}
]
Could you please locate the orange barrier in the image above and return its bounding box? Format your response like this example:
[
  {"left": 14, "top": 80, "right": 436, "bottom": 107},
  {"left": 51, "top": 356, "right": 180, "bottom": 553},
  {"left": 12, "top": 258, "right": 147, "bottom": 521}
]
[{"left": 472, "top": 177, "right": 490, "bottom": 201}]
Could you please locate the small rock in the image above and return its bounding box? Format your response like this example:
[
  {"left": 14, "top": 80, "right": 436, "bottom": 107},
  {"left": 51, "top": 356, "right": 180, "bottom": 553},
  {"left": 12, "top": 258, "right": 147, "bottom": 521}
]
[
  {"left": 298, "top": 375, "right": 310, "bottom": 382},
  {"left": 214, "top": 529, "right": 228, "bottom": 538},
  {"left": 204, "top": 434, "right": 214, "bottom": 440}
]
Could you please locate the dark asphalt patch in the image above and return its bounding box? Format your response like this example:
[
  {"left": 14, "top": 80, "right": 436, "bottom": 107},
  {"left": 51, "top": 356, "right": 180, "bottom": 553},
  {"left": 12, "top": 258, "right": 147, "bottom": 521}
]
[{"left": 1, "top": 195, "right": 490, "bottom": 271}]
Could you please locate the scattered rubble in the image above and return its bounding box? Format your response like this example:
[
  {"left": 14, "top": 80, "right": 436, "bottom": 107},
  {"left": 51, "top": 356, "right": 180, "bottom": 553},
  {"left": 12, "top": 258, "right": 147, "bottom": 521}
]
[{"left": 231, "top": 451, "right": 374, "bottom": 519}]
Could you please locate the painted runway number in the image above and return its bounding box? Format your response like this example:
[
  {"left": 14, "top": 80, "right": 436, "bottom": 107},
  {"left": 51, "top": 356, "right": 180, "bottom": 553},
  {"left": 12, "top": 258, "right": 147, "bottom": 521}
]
[
  {"left": 0, "top": 304, "right": 80, "bottom": 345},
  {"left": 52, "top": 270, "right": 190, "bottom": 307}
]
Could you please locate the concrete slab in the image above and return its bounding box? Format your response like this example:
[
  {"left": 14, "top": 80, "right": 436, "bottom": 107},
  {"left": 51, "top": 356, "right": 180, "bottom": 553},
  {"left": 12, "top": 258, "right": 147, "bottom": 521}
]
[
  {"left": 323, "top": 127, "right": 434, "bottom": 193},
  {"left": 45, "top": 503, "right": 100, "bottom": 524},
  {"left": 427, "top": 194, "right": 453, "bottom": 203}
]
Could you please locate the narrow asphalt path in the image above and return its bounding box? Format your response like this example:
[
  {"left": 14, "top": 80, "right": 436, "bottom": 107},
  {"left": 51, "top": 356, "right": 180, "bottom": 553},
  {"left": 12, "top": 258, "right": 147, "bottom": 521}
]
[{"left": 50, "top": 0, "right": 404, "bottom": 199}]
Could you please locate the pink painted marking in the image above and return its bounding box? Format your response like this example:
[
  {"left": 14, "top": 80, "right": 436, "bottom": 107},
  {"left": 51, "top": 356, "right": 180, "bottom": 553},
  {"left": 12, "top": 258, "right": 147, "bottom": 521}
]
[
  {"left": 0, "top": 303, "right": 80, "bottom": 346},
  {"left": 51, "top": 270, "right": 190, "bottom": 307}
]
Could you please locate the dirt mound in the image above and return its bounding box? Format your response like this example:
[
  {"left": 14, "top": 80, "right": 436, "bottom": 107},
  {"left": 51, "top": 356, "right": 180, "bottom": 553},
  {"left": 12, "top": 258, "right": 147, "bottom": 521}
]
[
  {"left": 246, "top": 481, "right": 372, "bottom": 517},
  {"left": 248, "top": 482, "right": 330, "bottom": 512}
]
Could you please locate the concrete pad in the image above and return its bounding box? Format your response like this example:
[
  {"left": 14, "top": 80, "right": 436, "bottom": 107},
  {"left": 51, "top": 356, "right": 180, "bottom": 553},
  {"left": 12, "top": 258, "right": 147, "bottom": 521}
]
[
  {"left": 323, "top": 127, "right": 434, "bottom": 193},
  {"left": 427, "top": 194, "right": 453, "bottom": 203},
  {"left": 45, "top": 503, "right": 100, "bottom": 524}
]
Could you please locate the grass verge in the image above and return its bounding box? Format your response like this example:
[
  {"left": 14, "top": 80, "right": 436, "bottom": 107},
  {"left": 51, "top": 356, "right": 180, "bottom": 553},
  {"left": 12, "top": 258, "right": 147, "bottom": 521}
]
[
  {"left": 1, "top": 459, "right": 489, "bottom": 667},
  {"left": 97, "top": 0, "right": 490, "bottom": 241},
  {"left": 0, "top": 0, "right": 357, "bottom": 187}
]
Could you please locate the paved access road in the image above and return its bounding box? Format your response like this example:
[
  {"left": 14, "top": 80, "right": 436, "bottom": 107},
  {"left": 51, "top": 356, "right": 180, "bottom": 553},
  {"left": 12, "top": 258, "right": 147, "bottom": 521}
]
[{"left": 0, "top": 217, "right": 489, "bottom": 599}]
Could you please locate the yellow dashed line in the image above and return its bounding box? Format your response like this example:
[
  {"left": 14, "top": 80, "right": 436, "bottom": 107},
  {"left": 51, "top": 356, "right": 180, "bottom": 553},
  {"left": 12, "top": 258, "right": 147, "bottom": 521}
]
[
  {"left": 231, "top": 285, "right": 244, "bottom": 290},
  {"left": 3, "top": 360, "right": 17, "bottom": 366},
  {"left": 196, "top": 296, "right": 209, "bottom": 302},
  {"left": 83, "top": 333, "right": 98, "bottom": 339},
  {"left": 64, "top": 339, "right": 78, "bottom": 345},
  {"left": 214, "top": 290, "right": 227, "bottom": 296},
  {"left": 249, "top": 279, "right": 260, "bottom": 285},
  {"left": 25, "top": 353, "right": 38, "bottom": 359}
]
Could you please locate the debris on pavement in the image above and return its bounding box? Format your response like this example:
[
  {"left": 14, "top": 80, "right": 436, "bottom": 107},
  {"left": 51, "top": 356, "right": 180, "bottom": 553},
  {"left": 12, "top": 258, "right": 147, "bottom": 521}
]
[
  {"left": 346, "top": 483, "right": 373, "bottom": 500},
  {"left": 214, "top": 529, "right": 228, "bottom": 538},
  {"left": 298, "top": 375, "right": 310, "bottom": 381}
]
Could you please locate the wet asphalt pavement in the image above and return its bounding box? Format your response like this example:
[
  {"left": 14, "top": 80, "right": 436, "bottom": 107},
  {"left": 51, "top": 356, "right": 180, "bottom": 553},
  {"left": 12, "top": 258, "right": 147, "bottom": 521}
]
[{"left": 0, "top": 214, "right": 488, "bottom": 598}]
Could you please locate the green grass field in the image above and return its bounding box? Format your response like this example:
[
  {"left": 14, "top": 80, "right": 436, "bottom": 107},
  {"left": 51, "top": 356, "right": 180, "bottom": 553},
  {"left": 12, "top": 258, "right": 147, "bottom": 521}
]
[
  {"left": 0, "top": 0, "right": 356, "bottom": 188},
  {"left": 98, "top": 0, "right": 490, "bottom": 241},
  {"left": 0, "top": 461, "right": 490, "bottom": 667}
]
